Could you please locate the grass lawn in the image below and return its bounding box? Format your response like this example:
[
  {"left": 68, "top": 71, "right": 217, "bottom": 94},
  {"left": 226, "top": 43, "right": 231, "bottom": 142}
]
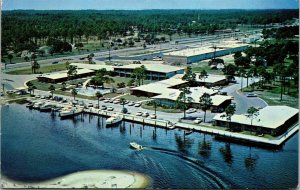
[
  {"left": 103, "top": 93, "right": 120, "bottom": 98},
  {"left": 242, "top": 81, "right": 298, "bottom": 108},
  {"left": 110, "top": 76, "right": 152, "bottom": 87},
  {"left": 6, "top": 63, "right": 69, "bottom": 75},
  {"left": 141, "top": 102, "right": 182, "bottom": 113},
  {"left": 120, "top": 94, "right": 149, "bottom": 102}
]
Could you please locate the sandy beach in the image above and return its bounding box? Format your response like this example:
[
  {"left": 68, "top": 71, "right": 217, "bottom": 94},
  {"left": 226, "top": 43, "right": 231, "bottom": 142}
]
[{"left": 1, "top": 170, "right": 151, "bottom": 188}]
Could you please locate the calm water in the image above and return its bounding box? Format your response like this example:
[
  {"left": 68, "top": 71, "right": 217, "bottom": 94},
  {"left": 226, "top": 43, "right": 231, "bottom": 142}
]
[{"left": 1, "top": 104, "right": 298, "bottom": 189}]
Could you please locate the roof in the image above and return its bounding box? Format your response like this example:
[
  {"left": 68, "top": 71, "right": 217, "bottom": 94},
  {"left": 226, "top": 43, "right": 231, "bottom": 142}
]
[
  {"left": 211, "top": 95, "right": 233, "bottom": 106},
  {"left": 38, "top": 68, "right": 94, "bottom": 80},
  {"left": 195, "top": 74, "right": 227, "bottom": 84},
  {"left": 70, "top": 63, "right": 114, "bottom": 71},
  {"left": 114, "top": 63, "right": 184, "bottom": 73},
  {"left": 164, "top": 41, "right": 249, "bottom": 57},
  {"left": 213, "top": 106, "right": 299, "bottom": 129},
  {"left": 131, "top": 77, "right": 188, "bottom": 94},
  {"left": 173, "top": 74, "right": 227, "bottom": 84}
]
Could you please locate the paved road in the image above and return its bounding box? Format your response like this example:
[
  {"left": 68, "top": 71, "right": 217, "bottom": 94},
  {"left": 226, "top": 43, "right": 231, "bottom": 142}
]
[{"left": 221, "top": 77, "right": 267, "bottom": 114}]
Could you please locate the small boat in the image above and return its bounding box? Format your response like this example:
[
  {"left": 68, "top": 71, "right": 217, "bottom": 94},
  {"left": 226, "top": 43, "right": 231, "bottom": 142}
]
[
  {"left": 106, "top": 113, "right": 122, "bottom": 126},
  {"left": 184, "top": 129, "right": 193, "bottom": 136},
  {"left": 40, "top": 103, "right": 54, "bottom": 112},
  {"left": 59, "top": 107, "right": 82, "bottom": 118},
  {"left": 32, "top": 102, "right": 44, "bottom": 109},
  {"left": 26, "top": 102, "right": 34, "bottom": 108},
  {"left": 130, "top": 142, "right": 143, "bottom": 150},
  {"left": 167, "top": 121, "right": 176, "bottom": 130}
]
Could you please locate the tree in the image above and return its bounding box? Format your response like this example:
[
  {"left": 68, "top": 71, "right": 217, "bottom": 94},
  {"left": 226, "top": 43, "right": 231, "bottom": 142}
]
[
  {"left": 246, "top": 107, "right": 259, "bottom": 134},
  {"left": 7, "top": 54, "right": 13, "bottom": 64},
  {"left": 67, "top": 65, "right": 77, "bottom": 79},
  {"left": 75, "top": 43, "right": 84, "bottom": 52},
  {"left": 199, "top": 69, "right": 208, "bottom": 83},
  {"left": 237, "top": 67, "right": 246, "bottom": 91},
  {"left": 87, "top": 53, "right": 95, "bottom": 64},
  {"left": 233, "top": 51, "right": 242, "bottom": 60},
  {"left": 95, "top": 91, "right": 103, "bottom": 107},
  {"left": 24, "top": 56, "right": 30, "bottom": 62},
  {"left": 62, "top": 82, "right": 67, "bottom": 91},
  {"left": 48, "top": 85, "right": 55, "bottom": 97},
  {"left": 222, "top": 64, "right": 237, "bottom": 81},
  {"left": 199, "top": 93, "right": 212, "bottom": 122},
  {"left": 31, "top": 85, "right": 37, "bottom": 95},
  {"left": 31, "top": 60, "right": 40, "bottom": 74},
  {"left": 182, "top": 66, "right": 196, "bottom": 85},
  {"left": 132, "top": 65, "right": 146, "bottom": 86},
  {"left": 176, "top": 86, "right": 193, "bottom": 119},
  {"left": 71, "top": 88, "right": 77, "bottom": 100},
  {"left": 31, "top": 53, "right": 37, "bottom": 62},
  {"left": 120, "top": 98, "right": 127, "bottom": 113},
  {"left": 221, "top": 105, "right": 236, "bottom": 131}
]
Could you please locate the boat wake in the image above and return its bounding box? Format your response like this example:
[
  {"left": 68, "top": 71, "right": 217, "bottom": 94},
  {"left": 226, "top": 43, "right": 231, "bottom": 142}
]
[{"left": 139, "top": 146, "right": 232, "bottom": 189}]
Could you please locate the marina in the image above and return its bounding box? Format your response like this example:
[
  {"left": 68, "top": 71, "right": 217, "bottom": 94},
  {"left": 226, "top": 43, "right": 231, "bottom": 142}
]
[{"left": 1, "top": 103, "right": 298, "bottom": 189}]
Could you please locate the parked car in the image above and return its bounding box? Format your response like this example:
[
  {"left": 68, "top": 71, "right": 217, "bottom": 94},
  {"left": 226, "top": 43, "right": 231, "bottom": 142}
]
[
  {"left": 99, "top": 97, "right": 105, "bottom": 101},
  {"left": 230, "top": 103, "right": 236, "bottom": 108},
  {"left": 107, "top": 107, "right": 114, "bottom": 111},
  {"left": 186, "top": 108, "right": 197, "bottom": 114},
  {"left": 52, "top": 61, "right": 58, "bottom": 64},
  {"left": 194, "top": 117, "right": 203, "bottom": 124},
  {"left": 134, "top": 103, "right": 141, "bottom": 107},
  {"left": 142, "top": 112, "right": 149, "bottom": 117},
  {"left": 109, "top": 99, "right": 114, "bottom": 103},
  {"left": 150, "top": 114, "right": 156, "bottom": 119},
  {"left": 113, "top": 100, "right": 120, "bottom": 104},
  {"left": 88, "top": 103, "right": 93, "bottom": 107},
  {"left": 219, "top": 91, "right": 227, "bottom": 95},
  {"left": 104, "top": 99, "right": 110, "bottom": 103},
  {"left": 94, "top": 104, "right": 99, "bottom": 109},
  {"left": 246, "top": 93, "right": 257, "bottom": 97},
  {"left": 128, "top": 101, "right": 135, "bottom": 106},
  {"left": 101, "top": 105, "right": 107, "bottom": 110},
  {"left": 136, "top": 112, "right": 143, "bottom": 116}
]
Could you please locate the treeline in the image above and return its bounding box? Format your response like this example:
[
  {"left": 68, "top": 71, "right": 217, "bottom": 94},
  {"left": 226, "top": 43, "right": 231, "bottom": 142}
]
[
  {"left": 262, "top": 26, "right": 299, "bottom": 39},
  {"left": 2, "top": 9, "right": 298, "bottom": 54}
]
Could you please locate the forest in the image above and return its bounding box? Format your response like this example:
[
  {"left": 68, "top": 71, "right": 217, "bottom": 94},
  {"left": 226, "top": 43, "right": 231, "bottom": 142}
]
[{"left": 1, "top": 9, "right": 298, "bottom": 58}]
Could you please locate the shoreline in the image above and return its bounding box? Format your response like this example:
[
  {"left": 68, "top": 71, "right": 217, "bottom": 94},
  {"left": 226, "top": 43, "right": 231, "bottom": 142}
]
[{"left": 1, "top": 170, "right": 151, "bottom": 189}]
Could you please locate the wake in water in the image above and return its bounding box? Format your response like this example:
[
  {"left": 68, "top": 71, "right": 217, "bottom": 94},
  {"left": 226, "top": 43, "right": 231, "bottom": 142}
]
[{"left": 134, "top": 145, "right": 232, "bottom": 189}]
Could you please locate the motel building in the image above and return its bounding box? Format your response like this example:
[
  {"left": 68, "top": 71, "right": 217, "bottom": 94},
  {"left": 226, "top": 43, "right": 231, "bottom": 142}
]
[
  {"left": 131, "top": 76, "right": 233, "bottom": 112},
  {"left": 37, "top": 68, "right": 95, "bottom": 83},
  {"left": 113, "top": 63, "right": 185, "bottom": 80},
  {"left": 213, "top": 106, "right": 299, "bottom": 136}
]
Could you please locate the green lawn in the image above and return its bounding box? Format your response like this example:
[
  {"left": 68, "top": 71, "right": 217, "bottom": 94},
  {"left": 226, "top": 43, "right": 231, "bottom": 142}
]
[
  {"left": 120, "top": 94, "right": 149, "bottom": 102},
  {"left": 191, "top": 63, "right": 224, "bottom": 75},
  {"left": 141, "top": 102, "right": 182, "bottom": 113},
  {"left": 6, "top": 63, "right": 69, "bottom": 75}
]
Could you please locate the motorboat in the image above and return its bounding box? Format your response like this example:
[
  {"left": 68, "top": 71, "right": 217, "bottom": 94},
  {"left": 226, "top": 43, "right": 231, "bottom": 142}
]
[
  {"left": 32, "top": 102, "right": 44, "bottom": 109},
  {"left": 130, "top": 142, "right": 143, "bottom": 150},
  {"left": 185, "top": 129, "right": 193, "bottom": 135},
  {"left": 106, "top": 113, "right": 122, "bottom": 126},
  {"left": 167, "top": 121, "right": 176, "bottom": 130},
  {"left": 40, "top": 103, "right": 54, "bottom": 112},
  {"left": 59, "top": 107, "right": 82, "bottom": 118}
]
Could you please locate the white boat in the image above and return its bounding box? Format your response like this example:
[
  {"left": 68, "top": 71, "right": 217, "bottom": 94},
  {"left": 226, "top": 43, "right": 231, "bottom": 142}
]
[
  {"left": 106, "top": 113, "right": 122, "bottom": 126},
  {"left": 40, "top": 103, "right": 54, "bottom": 112},
  {"left": 59, "top": 107, "right": 82, "bottom": 118},
  {"left": 130, "top": 142, "right": 143, "bottom": 150},
  {"left": 32, "top": 102, "right": 44, "bottom": 109}
]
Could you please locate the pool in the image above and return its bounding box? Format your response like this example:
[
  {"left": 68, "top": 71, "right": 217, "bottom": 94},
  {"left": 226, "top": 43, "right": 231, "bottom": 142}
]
[{"left": 75, "top": 87, "right": 111, "bottom": 96}]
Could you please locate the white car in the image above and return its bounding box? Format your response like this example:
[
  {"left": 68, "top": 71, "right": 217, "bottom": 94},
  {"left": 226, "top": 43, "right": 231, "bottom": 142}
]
[
  {"left": 194, "top": 117, "right": 203, "bottom": 124},
  {"left": 101, "top": 105, "right": 107, "bottom": 110},
  {"left": 134, "top": 103, "right": 141, "bottom": 107},
  {"left": 136, "top": 112, "right": 143, "bottom": 116},
  {"left": 142, "top": 112, "right": 149, "bottom": 117},
  {"left": 104, "top": 99, "right": 110, "bottom": 103},
  {"left": 246, "top": 93, "right": 258, "bottom": 97},
  {"left": 186, "top": 108, "right": 197, "bottom": 114},
  {"left": 113, "top": 100, "right": 120, "bottom": 104},
  {"left": 150, "top": 114, "right": 156, "bottom": 119},
  {"left": 88, "top": 103, "right": 93, "bottom": 107},
  {"left": 40, "top": 95, "right": 45, "bottom": 99},
  {"left": 128, "top": 102, "right": 135, "bottom": 106},
  {"left": 107, "top": 107, "right": 114, "bottom": 111}
]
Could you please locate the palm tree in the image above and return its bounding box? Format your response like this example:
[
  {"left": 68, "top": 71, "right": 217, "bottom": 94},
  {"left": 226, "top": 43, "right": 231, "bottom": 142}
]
[
  {"left": 71, "top": 88, "right": 77, "bottom": 100},
  {"left": 176, "top": 86, "right": 193, "bottom": 119},
  {"left": 24, "top": 56, "right": 30, "bottom": 62},
  {"left": 246, "top": 107, "right": 259, "bottom": 134},
  {"left": 31, "top": 60, "right": 40, "bottom": 74},
  {"left": 7, "top": 54, "right": 13, "bottom": 64},
  {"left": 199, "top": 93, "right": 213, "bottom": 122},
  {"left": 31, "top": 53, "right": 37, "bottom": 62},
  {"left": 67, "top": 65, "right": 77, "bottom": 79},
  {"left": 95, "top": 91, "right": 103, "bottom": 107},
  {"left": 28, "top": 86, "right": 33, "bottom": 95},
  {"left": 48, "top": 85, "right": 56, "bottom": 98},
  {"left": 221, "top": 105, "right": 236, "bottom": 131},
  {"left": 62, "top": 82, "right": 67, "bottom": 91},
  {"left": 31, "top": 85, "right": 37, "bottom": 95},
  {"left": 199, "top": 69, "right": 208, "bottom": 83},
  {"left": 238, "top": 67, "right": 246, "bottom": 91},
  {"left": 120, "top": 97, "right": 127, "bottom": 113}
]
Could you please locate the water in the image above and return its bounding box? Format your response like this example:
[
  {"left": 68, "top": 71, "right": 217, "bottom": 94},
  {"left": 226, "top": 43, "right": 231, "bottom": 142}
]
[
  {"left": 1, "top": 104, "right": 298, "bottom": 189},
  {"left": 75, "top": 87, "right": 111, "bottom": 96}
]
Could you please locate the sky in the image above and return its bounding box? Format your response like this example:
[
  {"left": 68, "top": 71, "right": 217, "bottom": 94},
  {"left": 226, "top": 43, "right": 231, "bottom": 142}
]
[{"left": 2, "top": 0, "right": 299, "bottom": 10}]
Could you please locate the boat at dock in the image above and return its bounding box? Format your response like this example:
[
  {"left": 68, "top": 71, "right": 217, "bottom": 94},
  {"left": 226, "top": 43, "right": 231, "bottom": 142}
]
[
  {"left": 130, "top": 142, "right": 143, "bottom": 150},
  {"left": 59, "top": 106, "right": 83, "bottom": 118},
  {"left": 106, "top": 113, "right": 122, "bottom": 126},
  {"left": 32, "top": 102, "right": 44, "bottom": 110},
  {"left": 40, "top": 103, "right": 54, "bottom": 112},
  {"left": 184, "top": 129, "right": 193, "bottom": 136}
]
